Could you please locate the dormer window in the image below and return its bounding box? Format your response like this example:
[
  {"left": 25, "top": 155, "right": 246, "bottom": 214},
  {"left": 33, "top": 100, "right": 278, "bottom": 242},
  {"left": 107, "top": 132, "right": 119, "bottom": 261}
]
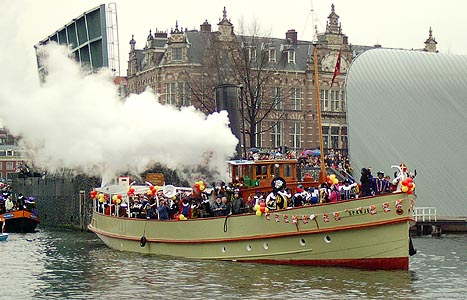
[
  {"left": 268, "top": 49, "right": 276, "bottom": 63},
  {"left": 172, "top": 47, "right": 182, "bottom": 61},
  {"left": 287, "top": 50, "right": 295, "bottom": 63},
  {"left": 247, "top": 47, "right": 256, "bottom": 62}
]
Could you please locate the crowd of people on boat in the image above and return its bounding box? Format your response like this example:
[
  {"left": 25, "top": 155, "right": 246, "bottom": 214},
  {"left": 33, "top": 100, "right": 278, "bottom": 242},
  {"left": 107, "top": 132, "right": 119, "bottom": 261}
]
[
  {"left": 94, "top": 145, "right": 415, "bottom": 221},
  {"left": 0, "top": 182, "right": 36, "bottom": 215},
  {"left": 96, "top": 164, "right": 413, "bottom": 221}
]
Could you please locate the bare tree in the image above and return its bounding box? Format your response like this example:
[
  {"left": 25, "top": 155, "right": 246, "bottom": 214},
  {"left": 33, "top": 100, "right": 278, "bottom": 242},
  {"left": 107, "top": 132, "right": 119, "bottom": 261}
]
[{"left": 181, "top": 19, "right": 292, "bottom": 151}]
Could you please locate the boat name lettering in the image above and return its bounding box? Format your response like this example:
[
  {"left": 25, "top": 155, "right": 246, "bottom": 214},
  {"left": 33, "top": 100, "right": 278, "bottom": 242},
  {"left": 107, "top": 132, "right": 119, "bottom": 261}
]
[{"left": 345, "top": 207, "right": 370, "bottom": 216}]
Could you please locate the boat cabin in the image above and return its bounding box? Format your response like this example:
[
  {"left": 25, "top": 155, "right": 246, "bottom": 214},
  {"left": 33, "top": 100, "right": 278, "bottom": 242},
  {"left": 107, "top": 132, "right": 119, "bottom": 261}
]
[{"left": 228, "top": 159, "right": 299, "bottom": 187}]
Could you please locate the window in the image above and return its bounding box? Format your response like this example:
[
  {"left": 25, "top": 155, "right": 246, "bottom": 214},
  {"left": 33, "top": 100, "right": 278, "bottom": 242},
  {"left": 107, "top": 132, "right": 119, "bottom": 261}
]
[
  {"left": 178, "top": 82, "right": 191, "bottom": 106},
  {"left": 320, "top": 89, "right": 329, "bottom": 111},
  {"left": 172, "top": 48, "right": 182, "bottom": 61},
  {"left": 287, "top": 50, "right": 295, "bottom": 63},
  {"left": 6, "top": 149, "right": 13, "bottom": 156},
  {"left": 331, "top": 90, "right": 340, "bottom": 111},
  {"left": 331, "top": 126, "right": 340, "bottom": 149},
  {"left": 166, "top": 82, "right": 176, "bottom": 105},
  {"left": 272, "top": 87, "right": 284, "bottom": 110},
  {"left": 271, "top": 121, "right": 283, "bottom": 148},
  {"left": 291, "top": 122, "right": 301, "bottom": 149},
  {"left": 290, "top": 88, "right": 302, "bottom": 110},
  {"left": 268, "top": 49, "right": 276, "bottom": 62},
  {"left": 247, "top": 47, "right": 256, "bottom": 62},
  {"left": 322, "top": 126, "right": 329, "bottom": 149},
  {"left": 255, "top": 122, "right": 263, "bottom": 148},
  {"left": 6, "top": 162, "right": 14, "bottom": 170},
  {"left": 341, "top": 91, "right": 346, "bottom": 112}
]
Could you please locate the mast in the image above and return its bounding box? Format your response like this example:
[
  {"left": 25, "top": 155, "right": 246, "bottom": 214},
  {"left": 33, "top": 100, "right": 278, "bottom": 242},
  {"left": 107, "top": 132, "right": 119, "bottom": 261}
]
[{"left": 312, "top": 33, "right": 327, "bottom": 184}]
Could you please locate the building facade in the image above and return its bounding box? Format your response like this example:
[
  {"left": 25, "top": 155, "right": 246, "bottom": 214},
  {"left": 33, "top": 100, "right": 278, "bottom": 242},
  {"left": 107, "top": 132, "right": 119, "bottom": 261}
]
[
  {"left": 0, "top": 127, "right": 30, "bottom": 181},
  {"left": 125, "top": 5, "right": 437, "bottom": 157}
]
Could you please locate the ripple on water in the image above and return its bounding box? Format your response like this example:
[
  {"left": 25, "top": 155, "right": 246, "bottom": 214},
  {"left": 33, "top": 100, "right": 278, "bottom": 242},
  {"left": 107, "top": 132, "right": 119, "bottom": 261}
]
[{"left": 1, "top": 229, "right": 467, "bottom": 299}]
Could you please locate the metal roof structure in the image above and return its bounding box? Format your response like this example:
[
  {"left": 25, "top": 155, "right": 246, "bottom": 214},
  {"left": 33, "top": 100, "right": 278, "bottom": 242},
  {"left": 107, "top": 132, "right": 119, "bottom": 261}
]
[{"left": 346, "top": 49, "right": 467, "bottom": 217}]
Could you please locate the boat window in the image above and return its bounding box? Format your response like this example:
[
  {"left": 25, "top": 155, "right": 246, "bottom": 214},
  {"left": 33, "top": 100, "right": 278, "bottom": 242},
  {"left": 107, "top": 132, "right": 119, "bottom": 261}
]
[
  {"left": 283, "top": 164, "right": 293, "bottom": 177},
  {"left": 256, "top": 165, "right": 268, "bottom": 179},
  {"left": 271, "top": 164, "right": 280, "bottom": 178}
]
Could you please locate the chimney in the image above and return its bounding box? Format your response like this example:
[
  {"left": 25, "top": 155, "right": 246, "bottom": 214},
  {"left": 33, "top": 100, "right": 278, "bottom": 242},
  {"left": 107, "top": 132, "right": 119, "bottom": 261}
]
[
  {"left": 154, "top": 30, "right": 168, "bottom": 39},
  {"left": 200, "top": 20, "right": 211, "bottom": 32},
  {"left": 286, "top": 29, "right": 298, "bottom": 44}
]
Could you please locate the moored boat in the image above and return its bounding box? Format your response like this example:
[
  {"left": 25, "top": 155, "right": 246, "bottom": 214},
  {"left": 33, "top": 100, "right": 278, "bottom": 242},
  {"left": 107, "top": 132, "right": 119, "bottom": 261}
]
[{"left": 0, "top": 209, "right": 39, "bottom": 233}]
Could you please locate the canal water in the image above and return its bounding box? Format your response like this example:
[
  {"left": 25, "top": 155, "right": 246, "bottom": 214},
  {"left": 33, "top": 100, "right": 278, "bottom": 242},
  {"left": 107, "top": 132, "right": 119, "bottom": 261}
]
[{"left": 1, "top": 227, "right": 466, "bottom": 300}]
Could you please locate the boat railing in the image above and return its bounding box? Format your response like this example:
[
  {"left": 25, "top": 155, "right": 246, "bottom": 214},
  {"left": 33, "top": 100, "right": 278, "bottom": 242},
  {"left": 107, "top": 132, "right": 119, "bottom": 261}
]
[{"left": 414, "top": 207, "right": 437, "bottom": 222}]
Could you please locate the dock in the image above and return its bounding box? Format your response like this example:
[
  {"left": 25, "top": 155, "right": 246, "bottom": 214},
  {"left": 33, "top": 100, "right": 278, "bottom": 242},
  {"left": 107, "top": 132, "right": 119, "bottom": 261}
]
[{"left": 411, "top": 207, "right": 467, "bottom": 236}]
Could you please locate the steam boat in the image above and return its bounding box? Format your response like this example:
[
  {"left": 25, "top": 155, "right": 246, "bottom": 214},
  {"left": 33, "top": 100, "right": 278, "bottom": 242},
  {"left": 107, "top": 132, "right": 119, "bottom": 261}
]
[{"left": 88, "top": 158, "right": 417, "bottom": 270}]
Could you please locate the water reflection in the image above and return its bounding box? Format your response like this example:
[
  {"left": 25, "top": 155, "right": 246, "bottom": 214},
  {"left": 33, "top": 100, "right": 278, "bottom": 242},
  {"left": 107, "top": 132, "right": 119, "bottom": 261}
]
[{"left": 1, "top": 228, "right": 466, "bottom": 300}]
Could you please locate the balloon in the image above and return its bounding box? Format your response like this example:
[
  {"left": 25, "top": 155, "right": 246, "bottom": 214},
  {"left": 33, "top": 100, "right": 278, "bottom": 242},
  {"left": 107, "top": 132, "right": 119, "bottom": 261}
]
[
  {"left": 254, "top": 204, "right": 260, "bottom": 211},
  {"left": 116, "top": 198, "right": 121, "bottom": 204},
  {"left": 326, "top": 175, "right": 330, "bottom": 181},
  {"left": 112, "top": 195, "right": 118, "bottom": 201},
  {"left": 260, "top": 202, "right": 265, "bottom": 207},
  {"left": 333, "top": 178, "right": 338, "bottom": 184},
  {"left": 199, "top": 184, "right": 205, "bottom": 191},
  {"left": 117, "top": 194, "right": 122, "bottom": 200},
  {"left": 256, "top": 210, "right": 262, "bottom": 216},
  {"left": 149, "top": 186, "right": 155, "bottom": 191},
  {"left": 129, "top": 188, "right": 135, "bottom": 193},
  {"left": 407, "top": 190, "right": 413, "bottom": 195},
  {"left": 265, "top": 207, "right": 269, "bottom": 213},
  {"left": 401, "top": 180, "right": 408, "bottom": 186},
  {"left": 147, "top": 190, "right": 153, "bottom": 195},
  {"left": 260, "top": 206, "right": 265, "bottom": 213},
  {"left": 407, "top": 182, "right": 414, "bottom": 189},
  {"left": 329, "top": 174, "right": 336, "bottom": 180},
  {"left": 412, "top": 183, "right": 416, "bottom": 189},
  {"left": 406, "top": 177, "right": 413, "bottom": 183},
  {"left": 401, "top": 186, "right": 409, "bottom": 192}
]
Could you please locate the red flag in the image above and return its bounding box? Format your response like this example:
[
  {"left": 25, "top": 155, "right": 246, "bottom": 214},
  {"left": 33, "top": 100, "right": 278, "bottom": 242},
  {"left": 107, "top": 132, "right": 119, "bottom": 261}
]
[{"left": 330, "top": 47, "right": 342, "bottom": 88}]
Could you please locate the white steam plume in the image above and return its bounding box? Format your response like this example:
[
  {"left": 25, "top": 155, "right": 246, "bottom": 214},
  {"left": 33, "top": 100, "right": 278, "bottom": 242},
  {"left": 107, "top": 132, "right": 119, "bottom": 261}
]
[{"left": 0, "top": 17, "right": 238, "bottom": 184}]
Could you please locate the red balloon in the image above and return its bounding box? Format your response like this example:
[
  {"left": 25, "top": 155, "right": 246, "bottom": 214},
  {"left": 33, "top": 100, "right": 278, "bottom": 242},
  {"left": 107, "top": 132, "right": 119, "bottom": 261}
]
[
  {"left": 260, "top": 202, "right": 266, "bottom": 207},
  {"left": 407, "top": 182, "right": 414, "bottom": 189},
  {"left": 117, "top": 194, "right": 122, "bottom": 199},
  {"left": 407, "top": 190, "right": 413, "bottom": 195},
  {"left": 149, "top": 186, "right": 155, "bottom": 191},
  {"left": 260, "top": 206, "right": 265, "bottom": 213},
  {"left": 401, "top": 179, "right": 408, "bottom": 186}
]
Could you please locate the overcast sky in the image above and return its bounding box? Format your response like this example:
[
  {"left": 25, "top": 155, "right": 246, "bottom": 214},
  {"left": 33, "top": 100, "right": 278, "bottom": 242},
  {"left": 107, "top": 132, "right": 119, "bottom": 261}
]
[{"left": 7, "top": 0, "right": 466, "bottom": 77}]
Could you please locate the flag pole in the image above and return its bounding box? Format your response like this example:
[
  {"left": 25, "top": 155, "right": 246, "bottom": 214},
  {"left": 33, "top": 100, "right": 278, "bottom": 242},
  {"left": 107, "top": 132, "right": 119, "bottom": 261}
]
[{"left": 312, "top": 40, "right": 327, "bottom": 184}]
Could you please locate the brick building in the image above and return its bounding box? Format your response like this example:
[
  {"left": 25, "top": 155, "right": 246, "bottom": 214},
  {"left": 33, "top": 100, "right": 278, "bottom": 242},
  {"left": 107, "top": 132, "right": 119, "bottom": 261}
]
[{"left": 120, "top": 5, "right": 438, "bottom": 157}]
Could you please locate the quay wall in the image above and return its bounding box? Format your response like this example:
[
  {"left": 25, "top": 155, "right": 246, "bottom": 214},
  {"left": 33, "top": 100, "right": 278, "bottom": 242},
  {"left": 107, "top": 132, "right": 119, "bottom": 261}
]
[{"left": 11, "top": 175, "right": 100, "bottom": 230}]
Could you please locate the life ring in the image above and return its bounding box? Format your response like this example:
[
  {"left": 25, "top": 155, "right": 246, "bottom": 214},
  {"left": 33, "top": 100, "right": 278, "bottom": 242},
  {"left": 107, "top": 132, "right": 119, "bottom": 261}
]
[{"left": 140, "top": 236, "right": 147, "bottom": 247}]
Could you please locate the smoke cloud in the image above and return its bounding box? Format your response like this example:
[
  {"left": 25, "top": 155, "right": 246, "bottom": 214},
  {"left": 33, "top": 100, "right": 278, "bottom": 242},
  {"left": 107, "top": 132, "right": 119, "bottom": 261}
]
[{"left": 0, "top": 5, "right": 238, "bottom": 185}]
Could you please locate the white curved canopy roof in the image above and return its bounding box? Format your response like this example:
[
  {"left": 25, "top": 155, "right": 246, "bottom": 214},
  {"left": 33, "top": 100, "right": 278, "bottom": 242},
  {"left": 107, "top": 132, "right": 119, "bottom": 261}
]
[{"left": 346, "top": 49, "right": 467, "bottom": 217}]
